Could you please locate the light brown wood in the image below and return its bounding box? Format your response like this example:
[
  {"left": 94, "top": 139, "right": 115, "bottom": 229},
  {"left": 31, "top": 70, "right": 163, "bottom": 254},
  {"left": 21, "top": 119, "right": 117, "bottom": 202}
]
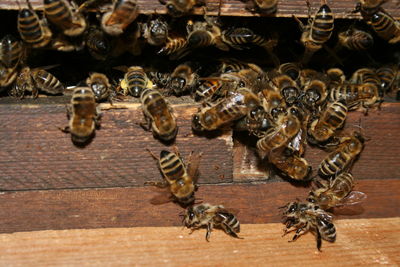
[
  {"left": 0, "top": 218, "right": 399, "bottom": 266},
  {"left": 1, "top": 0, "right": 399, "bottom": 19}
]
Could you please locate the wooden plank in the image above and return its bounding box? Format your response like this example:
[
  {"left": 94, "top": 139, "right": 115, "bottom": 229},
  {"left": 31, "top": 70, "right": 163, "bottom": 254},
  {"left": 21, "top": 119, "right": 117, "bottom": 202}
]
[
  {"left": 0, "top": 0, "right": 399, "bottom": 19},
  {"left": 0, "top": 179, "right": 399, "bottom": 233},
  {"left": 234, "top": 103, "right": 400, "bottom": 182},
  {"left": 0, "top": 102, "right": 233, "bottom": 191},
  {"left": 0, "top": 218, "right": 399, "bottom": 266}
]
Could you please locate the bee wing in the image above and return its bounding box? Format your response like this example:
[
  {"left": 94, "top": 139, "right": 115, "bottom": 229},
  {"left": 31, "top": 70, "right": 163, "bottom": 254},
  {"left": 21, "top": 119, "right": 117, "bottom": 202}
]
[
  {"left": 187, "top": 152, "right": 202, "bottom": 183},
  {"left": 218, "top": 207, "right": 240, "bottom": 216},
  {"left": 149, "top": 190, "right": 174, "bottom": 205},
  {"left": 335, "top": 191, "right": 367, "bottom": 207}
]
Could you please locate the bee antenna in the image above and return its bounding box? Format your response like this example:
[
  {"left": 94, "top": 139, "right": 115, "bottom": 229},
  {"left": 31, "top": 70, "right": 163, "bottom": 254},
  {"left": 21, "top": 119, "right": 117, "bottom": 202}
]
[{"left": 25, "top": 0, "right": 33, "bottom": 9}]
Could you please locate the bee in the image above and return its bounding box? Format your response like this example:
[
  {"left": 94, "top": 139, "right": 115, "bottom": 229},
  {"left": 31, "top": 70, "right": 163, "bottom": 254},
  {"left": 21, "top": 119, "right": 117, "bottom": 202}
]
[
  {"left": 300, "top": 77, "right": 328, "bottom": 109},
  {"left": 354, "top": 0, "right": 387, "bottom": 20},
  {"left": 184, "top": 203, "right": 242, "bottom": 241},
  {"left": 186, "top": 19, "right": 230, "bottom": 52},
  {"left": 159, "top": 0, "right": 206, "bottom": 17},
  {"left": 369, "top": 11, "right": 400, "bottom": 44},
  {"left": 158, "top": 37, "right": 188, "bottom": 57},
  {"left": 307, "top": 172, "right": 367, "bottom": 210},
  {"left": 141, "top": 17, "right": 169, "bottom": 46},
  {"left": 376, "top": 65, "right": 397, "bottom": 93},
  {"left": 0, "top": 63, "right": 18, "bottom": 89},
  {"left": 0, "top": 35, "right": 24, "bottom": 69},
  {"left": 349, "top": 68, "right": 380, "bottom": 87},
  {"left": 256, "top": 110, "right": 301, "bottom": 158},
  {"left": 260, "top": 87, "right": 286, "bottom": 117},
  {"left": 148, "top": 71, "right": 171, "bottom": 89},
  {"left": 85, "top": 26, "right": 111, "bottom": 61},
  {"left": 86, "top": 72, "right": 113, "bottom": 102},
  {"left": 44, "top": 0, "right": 87, "bottom": 37},
  {"left": 60, "top": 88, "right": 101, "bottom": 144},
  {"left": 120, "top": 66, "right": 153, "bottom": 97},
  {"left": 269, "top": 73, "right": 300, "bottom": 106},
  {"left": 278, "top": 62, "right": 301, "bottom": 81},
  {"left": 293, "top": 0, "right": 334, "bottom": 64},
  {"left": 10, "top": 66, "right": 64, "bottom": 98},
  {"left": 101, "top": 0, "right": 139, "bottom": 36},
  {"left": 308, "top": 101, "right": 348, "bottom": 144},
  {"left": 145, "top": 149, "right": 201, "bottom": 206},
  {"left": 217, "top": 59, "right": 250, "bottom": 74},
  {"left": 169, "top": 63, "right": 199, "bottom": 95},
  {"left": 140, "top": 87, "right": 178, "bottom": 141},
  {"left": 221, "top": 27, "right": 277, "bottom": 53},
  {"left": 269, "top": 147, "right": 312, "bottom": 181},
  {"left": 337, "top": 28, "right": 374, "bottom": 51},
  {"left": 329, "top": 82, "right": 382, "bottom": 111},
  {"left": 194, "top": 77, "right": 225, "bottom": 102},
  {"left": 281, "top": 201, "right": 336, "bottom": 251},
  {"left": 192, "top": 88, "right": 260, "bottom": 131},
  {"left": 17, "top": 2, "right": 52, "bottom": 48},
  {"left": 234, "top": 106, "right": 272, "bottom": 136},
  {"left": 245, "top": 0, "right": 278, "bottom": 15},
  {"left": 326, "top": 68, "right": 345, "bottom": 89},
  {"left": 319, "top": 132, "right": 365, "bottom": 177}
]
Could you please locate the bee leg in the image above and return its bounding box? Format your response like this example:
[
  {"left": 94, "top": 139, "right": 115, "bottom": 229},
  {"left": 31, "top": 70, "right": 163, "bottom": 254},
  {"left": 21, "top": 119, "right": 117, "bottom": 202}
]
[
  {"left": 288, "top": 227, "right": 305, "bottom": 243},
  {"left": 172, "top": 145, "right": 181, "bottom": 158},
  {"left": 316, "top": 228, "right": 322, "bottom": 251},
  {"left": 205, "top": 223, "right": 213, "bottom": 242},
  {"left": 139, "top": 116, "right": 152, "bottom": 132},
  {"left": 66, "top": 105, "right": 72, "bottom": 120},
  {"left": 158, "top": 0, "right": 167, "bottom": 4},
  {"left": 144, "top": 180, "right": 169, "bottom": 188},
  {"left": 146, "top": 148, "right": 159, "bottom": 161},
  {"left": 59, "top": 126, "right": 70, "bottom": 133},
  {"left": 222, "top": 224, "right": 243, "bottom": 239}
]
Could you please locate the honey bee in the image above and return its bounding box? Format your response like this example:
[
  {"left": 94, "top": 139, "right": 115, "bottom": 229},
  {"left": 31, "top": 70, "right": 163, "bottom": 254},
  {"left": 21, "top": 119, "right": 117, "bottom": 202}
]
[
  {"left": 307, "top": 172, "right": 367, "bottom": 210},
  {"left": 308, "top": 101, "right": 348, "bottom": 144},
  {"left": 319, "top": 132, "right": 365, "bottom": 177},
  {"left": 158, "top": 37, "right": 188, "bottom": 57},
  {"left": 148, "top": 71, "right": 171, "bottom": 89},
  {"left": 169, "top": 63, "right": 199, "bottom": 95},
  {"left": 192, "top": 88, "right": 260, "bottom": 131},
  {"left": 17, "top": 2, "right": 52, "bottom": 48},
  {"left": 217, "top": 58, "right": 249, "bottom": 74},
  {"left": 293, "top": 0, "right": 334, "bottom": 64},
  {"left": 194, "top": 77, "right": 225, "bottom": 102},
  {"left": 338, "top": 28, "right": 374, "bottom": 51},
  {"left": 278, "top": 62, "right": 301, "bottom": 81},
  {"left": 60, "top": 88, "right": 101, "bottom": 144},
  {"left": 234, "top": 106, "right": 272, "bottom": 136},
  {"left": 10, "top": 66, "right": 64, "bottom": 98},
  {"left": 269, "top": 147, "right": 312, "bottom": 181},
  {"left": 354, "top": 0, "right": 387, "bottom": 20},
  {"left": 86, "top": 72, "right": 113, "bottom": 102},
  {"left": 85, "top": 26, "right": 111, "bottom": 60},
  {"left": 184, "top": 203, "right": 242, "bottom": 241},
  {"left": 369, "top": 11, "right": 400, "bottom": 44},
  {"left": 245, "top": 0, "right": 278, "bottom": 15},
  {"left": 256, "top": 109, "right": 301, "bottom": 158},
  {"left": 326, "top": 68, "right": 345, "bottom": 89},
  {"left": 140, "top": 88, "right": 178, "bottom": 141},
  {"left": 141, "top": 17, "right": 169, "bottom": 46},
  {"left": 120, "top": 66, "right": 153, "bottom": 97},
  {"left": 159, "top": 0, "right": 206, "bottom": 17},
  {"left": 145, "top": 148, "right": 201, "bottom": 206},
  {"left": 376, "top": 65, "right": 397, "bottom": 93},
  {"left": 101, "top": 0, "right": 139, "bottom": 36},
  {"left": 0, "top": 35, "right": 24, "bottom": 88},
  {"left": 44, "top": 0, "right": 87, "bottom": 37},
  {"left": 269, "top": 73, "right": 300, "bottom": 106},
  {"left": 260, "top": 87, "right": 286, "bottom": 117},
  {"left": 300, "top": 77, "right": 328, "bottom": 109},
  {"left": 349, "top": 68, "right": 380, "bottom": 87},
  {"left": 329, "top": 82, "right": 382, "bottom": 111},
  {"left": 281, "top": 201, "right": 336, "bottom": 251}
]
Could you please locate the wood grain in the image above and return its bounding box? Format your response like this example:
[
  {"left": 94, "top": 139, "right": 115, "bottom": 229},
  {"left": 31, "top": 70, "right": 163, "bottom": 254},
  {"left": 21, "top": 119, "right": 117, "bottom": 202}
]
[
  {"left": 234, "top": 103, "right": 400, "bottom": 182},
  {"left": 0, "top": 218, "right": 399, "bottom": 266},
  {"left": 0, "top": 0, "right": 399, "bottom": 19},
  {"left": 0, "top": 103, "right": 233, "bottom": 191},
  {"left": 1, "top": 179, "right": 399, "bottom": 233}
]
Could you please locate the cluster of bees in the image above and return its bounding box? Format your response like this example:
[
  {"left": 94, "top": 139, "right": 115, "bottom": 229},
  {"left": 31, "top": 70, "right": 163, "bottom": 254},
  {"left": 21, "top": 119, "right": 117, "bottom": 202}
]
[{"left": 0, "top": 0, "right": 400, "bottom": 251}]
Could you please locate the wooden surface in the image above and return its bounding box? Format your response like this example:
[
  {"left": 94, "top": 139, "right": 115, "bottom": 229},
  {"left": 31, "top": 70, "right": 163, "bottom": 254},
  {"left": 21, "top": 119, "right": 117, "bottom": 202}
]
[
  {"left": 1, "top": 179, "right": 399, "bottom": 233},
  {"left": 0, "top": 0, "right": 399, "bottom": 19},
  {"left": 0, "top": 218, "right": 399, "bottom": 266},
  {"left": 0, "top": 102, "right": 233, "bottom": 191}
]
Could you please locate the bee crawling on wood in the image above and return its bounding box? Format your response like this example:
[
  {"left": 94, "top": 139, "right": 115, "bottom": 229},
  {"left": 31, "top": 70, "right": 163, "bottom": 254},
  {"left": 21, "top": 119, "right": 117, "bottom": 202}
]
[
  {"left": 60, "top": 87, "right": 101, "bottom": 145},
  {"left": 281, "top": 201, "right": 336, "bottom": 251},
  {"left": 183, "top": 203, "right": 243, "bottom": 241},
  {"left": 145, "top": 148, "right": 202, "bottom": 206}
]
